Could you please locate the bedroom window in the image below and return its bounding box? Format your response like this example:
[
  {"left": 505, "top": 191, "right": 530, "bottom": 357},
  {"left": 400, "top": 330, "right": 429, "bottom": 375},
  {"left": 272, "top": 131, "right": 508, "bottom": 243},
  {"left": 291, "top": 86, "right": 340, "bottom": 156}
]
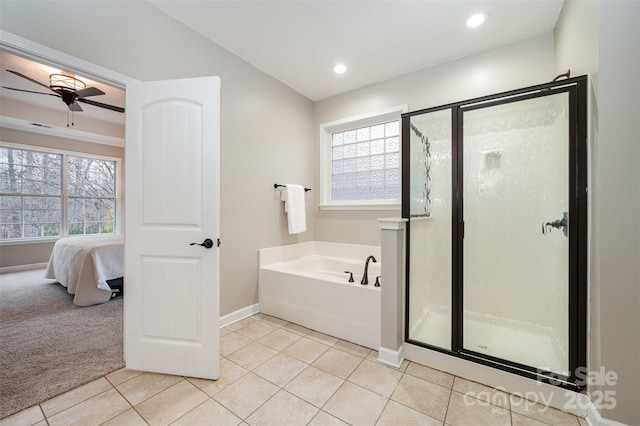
[
  {"left": 0, "top": 145, "right": 119, "bottom": 241},
  {"left": 319, "top": 105, "right": 407, "bottom": 210},
  {"left": 67, "top": 156, "right": 116, "bottom": 235}
]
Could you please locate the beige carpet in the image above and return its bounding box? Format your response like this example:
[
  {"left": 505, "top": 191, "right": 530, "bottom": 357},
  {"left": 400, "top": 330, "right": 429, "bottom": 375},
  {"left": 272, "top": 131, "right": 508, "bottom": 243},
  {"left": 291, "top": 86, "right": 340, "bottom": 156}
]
[{"left": 0, "top": 269, "right": 124, "bottom": 419}]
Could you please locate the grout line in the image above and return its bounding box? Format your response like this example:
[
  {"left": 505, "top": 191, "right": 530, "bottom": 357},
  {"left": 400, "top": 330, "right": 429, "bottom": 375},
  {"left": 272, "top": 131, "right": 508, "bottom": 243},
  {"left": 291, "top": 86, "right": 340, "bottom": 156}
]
[
  {"left": 442, "top": 387, "right": 453, "bottom": 425},
  {"left": 38, "top": 404, "right": 50, "bottom": 426},
  {"left": 42, "top": 381, "right": 114, "bottom": 420},
  {"left": 167, "top": 397, "right": 211, "bottom": 425},
  {"left": 16, "top": 312, "right": 584, "bottom": 426}
]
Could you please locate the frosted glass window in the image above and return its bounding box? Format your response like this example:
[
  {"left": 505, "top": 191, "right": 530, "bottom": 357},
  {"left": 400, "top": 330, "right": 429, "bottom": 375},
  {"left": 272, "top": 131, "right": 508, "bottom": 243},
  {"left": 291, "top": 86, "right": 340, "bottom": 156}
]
[
  {"left": 370, "top": 155, "right": 385, "bottom": 170},
  {"left": 385, "top": 153, "right": 399, "bottom": 169},
  {"left": 344, "top": 130, "right": 356, "bottom": 144},
  {"left": 343, "top": 158, "right": 356, "bottom": 173},
  {"left": 386, "top": 137, "right": 400, "bottom": 153},
  {"left": 330, "top": 119, "right": 401, "bottom": 202},
  {"left": 371, "top": 170, "right": 385, "bottom": 185},
  {"left": 357, "top": 171, "right": 371, "bottom": 186},
  {"left": 343, "top": 187, "right": 356, "bottom": 200},
  {"left": 343, "top": 144, "right": 357, "bottom": 158},
  {"left": 371, "top": 124, "right": 384, "bottom": 139},
  {"left": 371, "top": 139, "right": 384, "bottom": 155},
  {"left": 332, "top": 146, "right": 344, "bottom": 160},
  {"left": 357, "top": 187, "right": 370, "bottom": 200},
  {"left": 371, "top": 186, "right": 385, "bottom": 199},
  {"left": 357, "top": 142, "right": 370, "bottom": 156},
  {"left": 357, "top": 127, "right": 370, "bottom": 141},
  {"left": 357, "top": 157, "right": 370, "bottom": 171},
  {"left": 386, "top": 121, "right": 399, "bottom": 136}
]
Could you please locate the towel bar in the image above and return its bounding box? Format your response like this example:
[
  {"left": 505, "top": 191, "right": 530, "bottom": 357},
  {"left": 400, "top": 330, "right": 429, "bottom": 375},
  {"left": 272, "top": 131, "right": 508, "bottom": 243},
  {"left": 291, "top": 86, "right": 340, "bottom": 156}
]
[{"left": 274, "top": 183, "right": 311, "bottom": 192}]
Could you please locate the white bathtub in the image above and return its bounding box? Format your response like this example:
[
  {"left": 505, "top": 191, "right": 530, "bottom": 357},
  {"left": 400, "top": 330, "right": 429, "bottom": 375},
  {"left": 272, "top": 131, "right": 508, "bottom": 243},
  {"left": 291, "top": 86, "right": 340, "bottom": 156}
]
[{"left": 259, "top": 241, "right": 381, "bottom": 349}]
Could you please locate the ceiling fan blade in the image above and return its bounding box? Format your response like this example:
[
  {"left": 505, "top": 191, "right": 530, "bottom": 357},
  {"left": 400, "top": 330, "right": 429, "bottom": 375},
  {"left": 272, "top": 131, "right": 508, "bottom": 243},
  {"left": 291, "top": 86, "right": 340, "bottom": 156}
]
[
  {"left": 77, "top": 98, "right": 125, "bottom": 113},
  {"left": 74, "top": 87, "right": 105, "bottom": 98},
  {"left": 6, "top": 69, "right": 55, "bottom": 92},
  {"left": 1, "top": 86, "right": 60, "bottom": 97},
  {"left": 68, "top": 101, "right": 83, "bottom": 112}
]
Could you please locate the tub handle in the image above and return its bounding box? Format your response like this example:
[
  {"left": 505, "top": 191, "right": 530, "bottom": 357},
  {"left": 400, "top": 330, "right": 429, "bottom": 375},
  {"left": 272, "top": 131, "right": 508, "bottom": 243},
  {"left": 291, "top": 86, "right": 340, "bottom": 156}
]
[
  {"left": 375, "top": 276, "right": 381, "bottom": 287},
  {"left": 344, "top": 271, "right": 354, "bottom": 283}
]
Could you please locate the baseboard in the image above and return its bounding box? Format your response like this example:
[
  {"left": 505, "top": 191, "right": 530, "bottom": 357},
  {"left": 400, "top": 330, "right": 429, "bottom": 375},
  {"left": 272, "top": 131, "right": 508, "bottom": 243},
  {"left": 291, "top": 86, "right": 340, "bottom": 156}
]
[
  {"left": 219, "top": 303, "right": 260, "bottom": 328},
  {"left": 0, "top": 263, "right": 48, "bottom": 274},
  {"left": 377, "top": 345, "right": 405, "bottom": 368},
  {"left": 587, "top": 403, "right": 629, "bottom": 426}
]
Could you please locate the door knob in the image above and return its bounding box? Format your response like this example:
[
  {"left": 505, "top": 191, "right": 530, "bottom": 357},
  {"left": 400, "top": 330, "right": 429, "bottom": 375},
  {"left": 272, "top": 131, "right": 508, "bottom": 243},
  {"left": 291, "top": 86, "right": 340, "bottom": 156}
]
[
  {"left": 190, "top": 238, "right": 214, "bottom": 249},
  {"left": 542, "top": 212, "right": 569, "bottom": 237}
]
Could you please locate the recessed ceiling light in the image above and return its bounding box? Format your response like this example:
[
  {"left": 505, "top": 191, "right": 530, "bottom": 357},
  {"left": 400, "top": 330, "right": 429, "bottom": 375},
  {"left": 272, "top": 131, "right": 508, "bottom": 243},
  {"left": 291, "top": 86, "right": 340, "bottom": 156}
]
[
  {"left": 333, "top": 63, "right": 347, "bottom": 74},
  {"left": 466, "top": 13, "right": 487, "bottom": 28}
]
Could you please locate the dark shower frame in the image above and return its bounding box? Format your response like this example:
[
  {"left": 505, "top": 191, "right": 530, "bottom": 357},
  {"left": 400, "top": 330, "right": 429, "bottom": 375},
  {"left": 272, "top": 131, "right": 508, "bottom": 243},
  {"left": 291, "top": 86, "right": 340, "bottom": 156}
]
[{"left": 401, "top": 75, "right": 588, "bottom": 392}]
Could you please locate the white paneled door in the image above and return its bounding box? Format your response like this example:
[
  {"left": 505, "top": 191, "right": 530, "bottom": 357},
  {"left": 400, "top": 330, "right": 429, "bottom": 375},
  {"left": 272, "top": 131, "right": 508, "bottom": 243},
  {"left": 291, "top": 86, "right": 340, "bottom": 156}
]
[{"left": 125, "top": 77, "right": 220, "bottom": 379}]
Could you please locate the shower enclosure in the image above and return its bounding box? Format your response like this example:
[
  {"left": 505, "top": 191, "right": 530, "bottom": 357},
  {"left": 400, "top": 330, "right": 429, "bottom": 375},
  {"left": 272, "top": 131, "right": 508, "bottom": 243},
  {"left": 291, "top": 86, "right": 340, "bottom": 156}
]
[{"left": 402, "top": 76, "right": 587, "bottom": 390}]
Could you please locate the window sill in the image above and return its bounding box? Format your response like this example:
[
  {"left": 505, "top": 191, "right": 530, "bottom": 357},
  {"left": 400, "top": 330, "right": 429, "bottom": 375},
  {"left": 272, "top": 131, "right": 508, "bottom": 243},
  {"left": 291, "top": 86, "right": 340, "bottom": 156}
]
[
  {"left": 0, "top": 233, "right": 120, "bottom": 246},
  {"left": 0, "top": 236, "right": 60, "bottom": 246},
  {"left": 319, "top": 203, "right": 401, "bottom": 211}
]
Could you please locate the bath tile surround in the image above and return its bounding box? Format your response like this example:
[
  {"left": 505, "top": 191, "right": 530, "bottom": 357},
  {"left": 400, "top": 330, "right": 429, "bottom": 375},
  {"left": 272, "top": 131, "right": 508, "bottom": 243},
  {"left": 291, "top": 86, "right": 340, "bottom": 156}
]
[{"left": 1, "top": 314, "right": 587, "bottom": 426}]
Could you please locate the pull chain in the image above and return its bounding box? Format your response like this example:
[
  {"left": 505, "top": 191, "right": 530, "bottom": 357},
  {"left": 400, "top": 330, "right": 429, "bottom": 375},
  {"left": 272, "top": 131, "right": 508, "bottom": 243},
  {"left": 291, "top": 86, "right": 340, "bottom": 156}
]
[{"left": 66, "top": 109, "right": 75, "bottom": 127}]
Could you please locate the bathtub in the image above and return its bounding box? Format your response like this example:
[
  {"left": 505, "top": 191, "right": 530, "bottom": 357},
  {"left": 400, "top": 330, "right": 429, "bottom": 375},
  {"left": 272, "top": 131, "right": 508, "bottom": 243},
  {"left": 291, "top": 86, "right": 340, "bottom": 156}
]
[{"left": 259, "top": 241, "right": 381, "bottom": 349}]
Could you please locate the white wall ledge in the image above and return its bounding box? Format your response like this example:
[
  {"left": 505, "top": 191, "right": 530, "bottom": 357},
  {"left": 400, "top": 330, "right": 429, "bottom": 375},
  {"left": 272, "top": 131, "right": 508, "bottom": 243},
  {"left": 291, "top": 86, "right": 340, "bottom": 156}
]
[{"left": 378, "top": 217, "right": 408, "bottom": 230}]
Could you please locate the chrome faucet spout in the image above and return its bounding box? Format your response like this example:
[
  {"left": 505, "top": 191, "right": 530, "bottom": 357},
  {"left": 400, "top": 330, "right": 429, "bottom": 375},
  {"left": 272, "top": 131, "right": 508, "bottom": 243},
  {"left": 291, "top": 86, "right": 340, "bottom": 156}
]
[{"left": 361, "top": 255, "right": 377, "bottom": 285}]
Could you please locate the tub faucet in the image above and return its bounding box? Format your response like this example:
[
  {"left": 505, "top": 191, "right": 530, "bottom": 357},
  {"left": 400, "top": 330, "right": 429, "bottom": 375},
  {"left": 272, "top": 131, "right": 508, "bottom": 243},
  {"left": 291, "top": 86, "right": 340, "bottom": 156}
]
[{"left": 361, "top": 255, "right": 377, "bottom": 285}]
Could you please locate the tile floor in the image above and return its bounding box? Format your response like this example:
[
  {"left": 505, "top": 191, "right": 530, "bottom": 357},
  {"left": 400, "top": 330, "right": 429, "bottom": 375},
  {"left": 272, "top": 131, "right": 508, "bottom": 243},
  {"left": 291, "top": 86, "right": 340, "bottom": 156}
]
[{"left": 1, "top": 314, "right": 588, "bottom": 426}]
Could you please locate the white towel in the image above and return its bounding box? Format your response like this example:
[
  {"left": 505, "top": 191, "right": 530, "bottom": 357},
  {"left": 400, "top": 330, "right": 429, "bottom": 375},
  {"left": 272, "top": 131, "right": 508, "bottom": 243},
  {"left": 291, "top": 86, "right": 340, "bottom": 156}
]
[{"left": 280, "top": 184, "right": 306, "bottom": 234}]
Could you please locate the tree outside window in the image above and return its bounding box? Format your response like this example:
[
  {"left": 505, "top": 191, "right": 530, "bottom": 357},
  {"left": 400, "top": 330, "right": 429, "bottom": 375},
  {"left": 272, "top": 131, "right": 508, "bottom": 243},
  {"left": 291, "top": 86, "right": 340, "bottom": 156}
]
[{"left": 0, "top": 146, "right": 117, "bottom": 241}]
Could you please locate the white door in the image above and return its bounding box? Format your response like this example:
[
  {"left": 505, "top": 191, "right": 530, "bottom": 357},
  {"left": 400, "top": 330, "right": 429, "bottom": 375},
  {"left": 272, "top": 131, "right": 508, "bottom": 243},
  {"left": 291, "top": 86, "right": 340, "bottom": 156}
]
[{"left": 124, "top": 76, "right": 220, "bottom": 379}]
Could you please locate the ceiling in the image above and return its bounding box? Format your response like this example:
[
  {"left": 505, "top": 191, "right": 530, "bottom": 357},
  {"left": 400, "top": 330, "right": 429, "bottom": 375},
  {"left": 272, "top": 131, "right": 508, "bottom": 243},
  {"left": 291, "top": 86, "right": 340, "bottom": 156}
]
[
  {"left": 151, "top": 0, "right": 565, "bottom": 101},
  {"left": 0, "top": 0, "right": 564, "bottom": 128}
]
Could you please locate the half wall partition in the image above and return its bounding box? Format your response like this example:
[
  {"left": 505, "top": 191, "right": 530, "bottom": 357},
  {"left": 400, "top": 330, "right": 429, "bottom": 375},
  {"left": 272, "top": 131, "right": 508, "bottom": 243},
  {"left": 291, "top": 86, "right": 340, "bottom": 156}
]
[{"left": 402, "top": 76, "right": 587, "bottom": 391}]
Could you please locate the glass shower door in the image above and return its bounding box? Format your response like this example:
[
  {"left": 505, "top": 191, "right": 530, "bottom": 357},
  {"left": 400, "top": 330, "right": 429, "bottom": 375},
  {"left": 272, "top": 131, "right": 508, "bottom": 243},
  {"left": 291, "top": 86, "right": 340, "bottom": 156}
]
[
  {"left": 461, "top": 90, "right": 571, "bottom": 376},
  {"left": 407, "top": 109, "right": 452, "bottom": 350}
]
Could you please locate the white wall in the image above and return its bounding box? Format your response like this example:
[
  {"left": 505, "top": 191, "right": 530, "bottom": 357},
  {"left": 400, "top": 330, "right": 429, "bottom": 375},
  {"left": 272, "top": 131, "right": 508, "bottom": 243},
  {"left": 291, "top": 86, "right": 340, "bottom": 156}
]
[
  {"left": 596, "top": 1, "right": 640, "bottom": 424},
  {"left": 313, "top": 33, "right": 557, "bottom": 245},
  {"left": 555, "top": 1, "right": 640, "bottom": 424},
  {"left": 0, "top": 0, "right": 315, "bottom": 316},
  {"left": 553, "top": 0, "right": 603, "bottom": 417}
]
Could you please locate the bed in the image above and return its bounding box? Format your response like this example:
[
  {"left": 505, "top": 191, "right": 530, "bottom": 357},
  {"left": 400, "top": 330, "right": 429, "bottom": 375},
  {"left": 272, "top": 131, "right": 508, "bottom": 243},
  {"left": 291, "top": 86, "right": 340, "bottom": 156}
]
[{"left": 44, "top": 234, "right": 124, "bottom": 306}]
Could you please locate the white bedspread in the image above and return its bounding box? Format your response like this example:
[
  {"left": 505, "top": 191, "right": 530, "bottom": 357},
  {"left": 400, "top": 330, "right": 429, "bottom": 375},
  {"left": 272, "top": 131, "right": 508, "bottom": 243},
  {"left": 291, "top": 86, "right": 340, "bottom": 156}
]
[{"left": 45, "top": 234, "right": 124, "bottom": 306}]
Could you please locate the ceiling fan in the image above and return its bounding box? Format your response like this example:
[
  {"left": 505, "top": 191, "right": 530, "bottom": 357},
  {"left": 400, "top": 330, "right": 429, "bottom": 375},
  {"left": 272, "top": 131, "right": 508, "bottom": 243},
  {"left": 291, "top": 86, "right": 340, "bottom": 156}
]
[{"left": 2, "top": 69, "right": 125, "bottom": 114}]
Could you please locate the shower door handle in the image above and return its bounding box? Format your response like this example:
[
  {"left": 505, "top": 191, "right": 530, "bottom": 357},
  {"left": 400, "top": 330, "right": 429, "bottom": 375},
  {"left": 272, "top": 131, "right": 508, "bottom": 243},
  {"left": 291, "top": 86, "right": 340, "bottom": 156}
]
[{"left": 542, "top": 212, "right": 569, "bottom": 237}]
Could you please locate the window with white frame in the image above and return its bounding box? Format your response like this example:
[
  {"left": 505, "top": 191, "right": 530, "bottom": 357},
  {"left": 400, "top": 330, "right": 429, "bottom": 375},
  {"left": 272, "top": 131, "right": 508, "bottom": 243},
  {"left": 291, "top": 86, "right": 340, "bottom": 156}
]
[
  {"left": 0, "top": 144, "right": 119, "bottom": 241},
  {"left": 320, "top": 106, "right": 406, "bottom": 209}
]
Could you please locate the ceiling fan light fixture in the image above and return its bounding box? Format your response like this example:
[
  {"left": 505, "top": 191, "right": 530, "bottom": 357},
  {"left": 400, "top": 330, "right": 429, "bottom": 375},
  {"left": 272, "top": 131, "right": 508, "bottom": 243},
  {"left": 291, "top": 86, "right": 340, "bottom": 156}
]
[{"left": 49, "top": 74, "right": 85, "bottom": 91}]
